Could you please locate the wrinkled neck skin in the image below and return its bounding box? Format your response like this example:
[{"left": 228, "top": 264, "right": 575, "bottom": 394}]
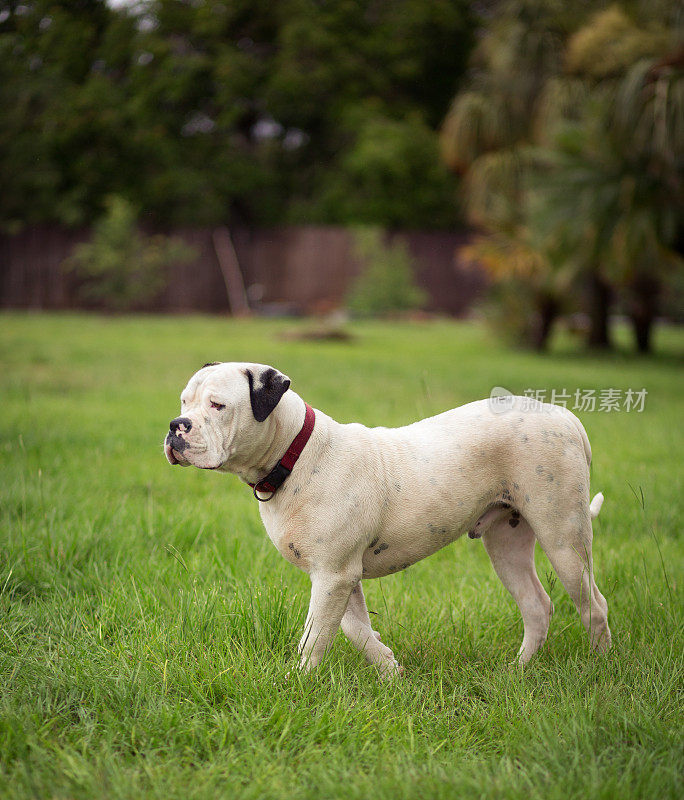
[{"left": 219, "top": 390, "right": 307, "bottom": 485}]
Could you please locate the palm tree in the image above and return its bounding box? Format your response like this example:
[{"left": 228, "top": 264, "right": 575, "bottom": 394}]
[
  {"left": 439, "top": 1, "right": 582, "bottom": 347},
  {"left": 611, "top": 50, "right": 684, "bottom": 351},
  {"left": 533, "top": 46, "right": 683, "bottom": 353},
  {"left": 561, "top": 6, "right": 682, "bottom": 351},
  {"left": 462, "top": 209, "right": 579, "bottom": 350},
  {"left": 440, "top": 2, "right": 682, "bottom": 352}
]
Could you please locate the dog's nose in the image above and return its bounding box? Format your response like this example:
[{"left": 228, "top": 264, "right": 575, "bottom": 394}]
[{"left": 169, "top": 416, "right": 192, "bottom": 434}]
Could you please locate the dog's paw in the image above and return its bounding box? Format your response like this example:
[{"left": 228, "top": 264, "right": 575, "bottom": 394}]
[
  {"left": 297, "top": 656, "right": 314, "bottom": 674},
  {"left": 378, "top": 658, "right": 404, "bottom": 680}
]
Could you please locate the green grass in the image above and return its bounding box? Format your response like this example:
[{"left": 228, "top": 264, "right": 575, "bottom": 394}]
[{"left": 1, "top": 312, "right": 682, "bottom": 800}]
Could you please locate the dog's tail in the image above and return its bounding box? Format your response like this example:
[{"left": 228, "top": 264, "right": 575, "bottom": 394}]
[{"left": 590, "top": 492, "right": 604, "bottom": 520}]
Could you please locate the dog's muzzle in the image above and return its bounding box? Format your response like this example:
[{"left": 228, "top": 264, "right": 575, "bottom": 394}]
[{"left": 165, "top": 416, "right": 192, "bottom": 465}]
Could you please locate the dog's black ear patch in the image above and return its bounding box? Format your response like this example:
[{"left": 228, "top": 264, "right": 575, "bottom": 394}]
[
  {"left": 246, "top": 367, "right": 291, "bottom": 422},
  {"left": 202, "top": 362, "right": 221, "bottom": 369}
]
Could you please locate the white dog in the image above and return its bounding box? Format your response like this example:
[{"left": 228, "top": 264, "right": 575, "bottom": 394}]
[{"left": 165, "top": 362, "right": 611, "bottom": 677}]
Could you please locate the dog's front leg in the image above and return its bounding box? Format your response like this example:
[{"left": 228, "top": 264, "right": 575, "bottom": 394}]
[
  {"left": 298, "top": 570, "right": 358, "bottom": 672},
  {"left": 341, "top": 582, "right": 403, "bottom": 678}
]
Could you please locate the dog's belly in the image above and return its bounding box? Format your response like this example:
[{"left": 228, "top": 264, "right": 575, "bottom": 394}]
[
  {"left": 359, "top": 498, "right": 473, "bottom": 578},
  {"left": 361, "top": 526, "right": 464, "bottom": 578}
]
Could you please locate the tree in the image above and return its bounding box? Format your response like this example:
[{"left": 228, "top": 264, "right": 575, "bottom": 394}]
[{"left": 0, "top": 0, "right": 138, "bottom": 228}]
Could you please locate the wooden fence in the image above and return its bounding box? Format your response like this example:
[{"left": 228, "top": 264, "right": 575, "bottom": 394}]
[{"left": 0, "top": 225, "right": 486, "bottom": 316}]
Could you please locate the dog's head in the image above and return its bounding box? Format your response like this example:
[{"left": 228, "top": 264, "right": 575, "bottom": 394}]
[{"left": 164, "top": 362, "right": 290, "bottom": 470}]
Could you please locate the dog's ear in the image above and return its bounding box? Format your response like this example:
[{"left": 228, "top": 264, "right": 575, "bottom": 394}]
[{"left": 245, "top": 367, "right": 291, "bottom": 422}]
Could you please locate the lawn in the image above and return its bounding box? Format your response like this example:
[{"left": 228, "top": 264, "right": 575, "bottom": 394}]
[{"left": 1, "top": 313, "right": 682, "bottom": 800}]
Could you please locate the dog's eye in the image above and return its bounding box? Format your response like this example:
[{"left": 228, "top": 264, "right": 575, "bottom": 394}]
[{"left": 210, "top": 400, "right": 225, "bottom": 411}]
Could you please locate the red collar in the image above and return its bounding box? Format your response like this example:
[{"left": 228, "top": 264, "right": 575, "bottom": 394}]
[{"left": 249, "top": 403, "right": 316, "bottom": 501}]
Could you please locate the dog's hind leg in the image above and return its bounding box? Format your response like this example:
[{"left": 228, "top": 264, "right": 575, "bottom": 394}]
[
  {"left": 528, "top": 512, "right": 611, "bottom": 652},
  {"left": 341, "top": 582, "right": 403, "bottom": 677},
  {"left": 482, "top": 516, "right": 554, "bottom": 662}
]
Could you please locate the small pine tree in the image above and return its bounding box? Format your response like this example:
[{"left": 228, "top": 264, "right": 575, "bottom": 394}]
[
  {"left": 66, "top": 196, "right": 195, "bottom": 310},
  {"left": 347, "top": 227, "right": 427, "bottom": 317}
]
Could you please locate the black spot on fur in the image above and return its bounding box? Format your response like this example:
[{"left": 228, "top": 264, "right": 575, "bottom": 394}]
[
  {"left": 374, "top": 543, "right": 389, "bottom": 555},
  {"left": 288, "top": 542, "right": 301, "bottom": 559},
  {"left": 509, "top": 516, "right": 520, "bottom": 528},
  {"left": 428, "top": 523, "right": 448, "bottom": 535},
  {"left": 368, "top": 536, "right": 379, "bottom": 549},
  {"left": 202, "top": 362, "right": 221, "bottom": 369}
]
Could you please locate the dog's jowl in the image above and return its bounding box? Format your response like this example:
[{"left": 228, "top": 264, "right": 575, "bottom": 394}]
[{"left": 165, "top": 362, "right": 611, "bottom": 677}]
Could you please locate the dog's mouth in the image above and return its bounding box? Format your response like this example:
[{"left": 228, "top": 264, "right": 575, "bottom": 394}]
[
  {"left": 164, "top": 437, "right": 222, "bottom": 469},
  {"left": 164, "top": 436, "right": 191, "bottom": 466}
]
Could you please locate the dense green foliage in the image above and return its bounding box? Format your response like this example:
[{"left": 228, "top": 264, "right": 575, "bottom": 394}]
[
  {"left": 0, "top": 0, "right": 472, "bottom": 230},
  {"left": 1, "top": 313, "right": 683, "bottom": 798}
]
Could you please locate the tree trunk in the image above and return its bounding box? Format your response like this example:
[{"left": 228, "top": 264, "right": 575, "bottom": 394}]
[
  {"left": 632, "top": 315, "right": 653, "bottom": 353},
  {"left": 532, "top": 295, "right": 558, "bottom": 351},
  {"left": 629, "top": 274, "right": 660, "bottom": 354},
  {"left": 587, "top": 272, "right": 611, "bottom": 349}
]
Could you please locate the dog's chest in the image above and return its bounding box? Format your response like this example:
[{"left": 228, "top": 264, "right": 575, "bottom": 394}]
[{"left": 260, "top": 509, "right": 313, "bottom": 571}]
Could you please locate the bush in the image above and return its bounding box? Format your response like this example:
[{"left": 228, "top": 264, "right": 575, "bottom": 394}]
[
  {"left": 65, "top": 196, "right": 196, "bottom": 310},
  {"left": 347, "top": 227, "right": 428, "bottom": 317}
]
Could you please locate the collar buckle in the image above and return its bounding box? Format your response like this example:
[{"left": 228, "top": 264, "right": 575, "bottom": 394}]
[{"left": 252, "top": 462, "right": 292, "bottom": 501}]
